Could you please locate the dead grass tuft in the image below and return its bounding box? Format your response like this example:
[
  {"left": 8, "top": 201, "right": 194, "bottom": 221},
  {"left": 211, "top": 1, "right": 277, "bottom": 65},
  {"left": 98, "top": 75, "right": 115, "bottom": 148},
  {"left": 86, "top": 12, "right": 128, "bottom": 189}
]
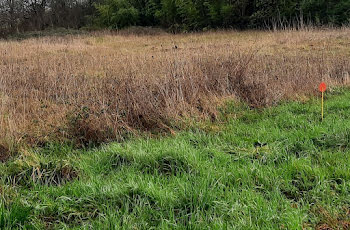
[
  {"left": 0, "top": 145, "right": 9, "bottom": 162},
  {"left": 6, "top": 160, "right": 79, "bottom": 187}
]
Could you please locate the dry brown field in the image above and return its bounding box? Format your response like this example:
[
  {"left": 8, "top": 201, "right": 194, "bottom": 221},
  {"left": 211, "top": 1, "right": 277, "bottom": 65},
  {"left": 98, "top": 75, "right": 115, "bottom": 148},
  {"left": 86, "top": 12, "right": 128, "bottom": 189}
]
[{"left": 0, "top": 28, "right": 350, "bottom": 150}]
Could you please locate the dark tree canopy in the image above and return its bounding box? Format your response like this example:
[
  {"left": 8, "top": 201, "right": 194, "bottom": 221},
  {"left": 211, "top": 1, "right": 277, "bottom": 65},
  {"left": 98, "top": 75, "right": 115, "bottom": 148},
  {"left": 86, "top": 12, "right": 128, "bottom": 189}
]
[
  {"left": 1, "top": 0, "right": 349, "bottom": 36},
  {"left": 94, "top": 0, "right": 350, "bottom": 31},
  {"left": 0, "top": 0, "right": 96, "bottom": 36}
]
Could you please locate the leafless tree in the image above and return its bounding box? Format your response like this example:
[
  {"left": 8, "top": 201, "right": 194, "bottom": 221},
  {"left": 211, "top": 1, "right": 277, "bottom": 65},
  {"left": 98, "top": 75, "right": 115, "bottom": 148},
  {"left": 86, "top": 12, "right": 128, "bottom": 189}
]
[{"left": 0, "top": 0, "right": 95, "bottom": 37}]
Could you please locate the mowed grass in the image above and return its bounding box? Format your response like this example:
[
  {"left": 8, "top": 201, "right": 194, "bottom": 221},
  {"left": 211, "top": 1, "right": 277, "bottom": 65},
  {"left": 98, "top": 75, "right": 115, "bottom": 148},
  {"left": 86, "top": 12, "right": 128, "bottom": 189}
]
[{"left": 1, "top": 88, "right": 350, "bottom": 229}]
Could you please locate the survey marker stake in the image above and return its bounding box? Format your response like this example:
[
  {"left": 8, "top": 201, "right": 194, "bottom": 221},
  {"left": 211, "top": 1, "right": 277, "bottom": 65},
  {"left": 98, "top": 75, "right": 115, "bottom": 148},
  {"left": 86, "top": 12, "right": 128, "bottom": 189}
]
[{"left": 319, "top": 82, "right": 327, "bottom": 121}]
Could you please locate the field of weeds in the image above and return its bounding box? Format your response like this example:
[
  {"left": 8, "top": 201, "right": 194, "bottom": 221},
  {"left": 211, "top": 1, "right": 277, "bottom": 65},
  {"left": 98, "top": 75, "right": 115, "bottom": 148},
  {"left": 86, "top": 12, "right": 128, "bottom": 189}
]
[
  {"left": 1, "top": 29, "right": 350, "bottom": 229},
  {"left": 0, "top": 29, "right": 350, "bottom": 151},
  {"left": 1, "top": 85, "right": 350, "bottom": 229}
]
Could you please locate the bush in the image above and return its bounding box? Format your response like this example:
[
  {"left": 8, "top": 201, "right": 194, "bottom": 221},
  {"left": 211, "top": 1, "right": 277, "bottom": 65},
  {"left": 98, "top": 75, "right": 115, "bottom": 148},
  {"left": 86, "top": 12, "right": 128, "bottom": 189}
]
[{"left": 95, "top": 0, "right": 139, "bottom": 29}]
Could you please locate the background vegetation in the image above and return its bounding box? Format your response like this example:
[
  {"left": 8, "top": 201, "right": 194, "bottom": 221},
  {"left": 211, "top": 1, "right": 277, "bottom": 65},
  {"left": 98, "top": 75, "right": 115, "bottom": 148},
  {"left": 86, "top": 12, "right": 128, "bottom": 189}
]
[
  {"left": 94, "top": 0, "right": 350, "bottom": 31},
  {"left": 1, "top": 0, "right": 349, "bottom": 36}
]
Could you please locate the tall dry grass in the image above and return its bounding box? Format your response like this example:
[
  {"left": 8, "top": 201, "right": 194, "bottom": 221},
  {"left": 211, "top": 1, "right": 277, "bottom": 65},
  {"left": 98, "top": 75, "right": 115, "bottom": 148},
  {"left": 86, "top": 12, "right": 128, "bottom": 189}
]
[{"left": 0, "top": 28, "right": 350, "bottom": 150}]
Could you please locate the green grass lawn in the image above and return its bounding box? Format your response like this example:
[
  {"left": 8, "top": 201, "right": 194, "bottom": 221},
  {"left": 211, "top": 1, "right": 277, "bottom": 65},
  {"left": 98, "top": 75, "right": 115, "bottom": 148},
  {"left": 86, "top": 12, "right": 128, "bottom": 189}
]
[{"left": 1, "top": 88, "right": 350, "bottom": 229}]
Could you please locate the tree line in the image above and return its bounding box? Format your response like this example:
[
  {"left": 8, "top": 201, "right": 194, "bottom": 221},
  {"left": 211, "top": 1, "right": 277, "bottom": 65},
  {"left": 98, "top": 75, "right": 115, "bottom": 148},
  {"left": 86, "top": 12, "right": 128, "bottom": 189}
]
[
  {"left": 1, "top": 0, "right": 349, "bottom": 36},
  {"left": 0, "top": 0, "right": 95, "bottom": 36}
]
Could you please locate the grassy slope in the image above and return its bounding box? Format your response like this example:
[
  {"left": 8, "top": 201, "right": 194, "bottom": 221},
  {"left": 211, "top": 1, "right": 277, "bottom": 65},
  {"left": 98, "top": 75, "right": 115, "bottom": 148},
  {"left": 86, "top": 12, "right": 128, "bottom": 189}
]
[{"left": 1, "top": 88, "right": 350, "bottom": 229}]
